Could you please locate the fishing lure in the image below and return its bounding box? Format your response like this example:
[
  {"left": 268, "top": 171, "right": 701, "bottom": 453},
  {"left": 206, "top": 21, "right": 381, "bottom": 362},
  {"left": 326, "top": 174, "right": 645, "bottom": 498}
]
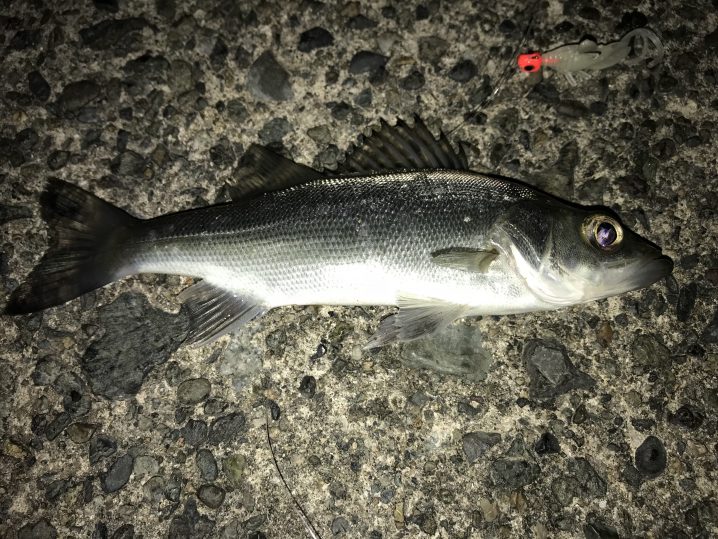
[{"left": 517, "top": 28, "right": 663, "bottom": 84}]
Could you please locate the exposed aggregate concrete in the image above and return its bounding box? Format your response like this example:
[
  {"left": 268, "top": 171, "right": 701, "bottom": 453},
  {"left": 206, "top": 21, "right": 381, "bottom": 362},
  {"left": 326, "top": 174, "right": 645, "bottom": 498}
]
[{"left": 1, "top": 0, "right": 717, "bottom": 537}]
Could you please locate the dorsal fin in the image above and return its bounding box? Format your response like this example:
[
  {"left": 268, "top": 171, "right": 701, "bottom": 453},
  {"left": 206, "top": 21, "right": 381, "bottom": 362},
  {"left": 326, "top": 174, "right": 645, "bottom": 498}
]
[
  {"left": 229, "top": 144, "right": 325, "bottom": 201},
  {"left": 336, "top": 115, "right": 469, "bottom": 174}
]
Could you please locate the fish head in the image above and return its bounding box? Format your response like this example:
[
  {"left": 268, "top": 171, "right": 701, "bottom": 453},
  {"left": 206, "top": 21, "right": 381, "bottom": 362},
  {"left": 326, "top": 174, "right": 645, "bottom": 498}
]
[{"left": 493, "top": 199, "right": 673, "bottom": 306}]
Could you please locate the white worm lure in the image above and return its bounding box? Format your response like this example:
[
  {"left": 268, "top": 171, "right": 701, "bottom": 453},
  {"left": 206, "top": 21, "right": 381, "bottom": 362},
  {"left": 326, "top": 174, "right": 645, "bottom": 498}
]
[{"left": 518, "top": 28, "right": 663, "bottom": 84}]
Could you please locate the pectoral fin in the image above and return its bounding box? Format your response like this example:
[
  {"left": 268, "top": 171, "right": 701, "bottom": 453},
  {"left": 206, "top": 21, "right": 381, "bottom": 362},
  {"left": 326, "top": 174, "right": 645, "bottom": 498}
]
[
  {"left": 365, "top": 294, "right": 468, "bottom": 349},
  {"left": 431, "top": 248, "right": 499, "bottom": 273},
  {"left": 179, "top": 281, "right": 267, "bottom": 346}
]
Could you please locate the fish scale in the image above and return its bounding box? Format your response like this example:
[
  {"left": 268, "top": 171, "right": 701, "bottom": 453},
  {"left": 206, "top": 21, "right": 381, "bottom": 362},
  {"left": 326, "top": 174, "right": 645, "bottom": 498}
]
[{"left": 128, "top": 171, "right": 538, "bottom": 311}]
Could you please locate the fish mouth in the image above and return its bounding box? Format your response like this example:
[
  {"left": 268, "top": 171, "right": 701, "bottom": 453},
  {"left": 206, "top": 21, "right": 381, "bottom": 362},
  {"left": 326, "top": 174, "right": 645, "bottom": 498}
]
[{"left": 622, "top": 254, "right": 674, "bottom": 292}]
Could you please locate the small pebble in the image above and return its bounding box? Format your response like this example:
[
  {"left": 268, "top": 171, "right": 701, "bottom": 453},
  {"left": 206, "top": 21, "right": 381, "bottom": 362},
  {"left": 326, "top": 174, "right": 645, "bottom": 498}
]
[
  {"left": 143, "top": 475, "right": 165, "bottom": 503},
  {"left": 47, "top": 150, "right": 70, "bottom": 171},
  {"left": 94, "top": 0, "right": 119, "bottom": 12},
  {"left": 490, "top": 457, "right": 541, "bottom": 490},
  {"left": 101, "top": 453, "right": 134, "bottom": 493},
  {"left": 177, "top": 378, "right": 211, "bottom": 405},
  {"left": 523, "top": 339, "right": 595, "bottom": 399},
  {"left": 269, "top": 400, "right": 280, "bottom": 421},
  {"left": 310, "top": 342, "right": 327, "bottom": 360},
  {"left": 28, "top": 71, "right": 51, "bottom": 101},
  {"left": 462, "top": 432, "right": 501, "bottom": 463},
  {"left": 348, "top": 51, "right": 387, "bottom": 75},
  {"left": 210, "top": 38, "right": 228, "bottom": 67},
  {"left": 631, "top": 333, "right": 670, "bottom": 371},
  {"left": 181, "top": 419, "right": 208, "bottom": 447},
  {"left": 331, "top": 516, "right": 350, "bottom": 535},
  {"left": 596, "top": 321, "right": 613, "bottom": 346},
  {"left": 197, "top": 484, "right": 226, "bottom": 509},
  {"left": 572, "top": 404, "right": 588, "bottom": 424},
  {"left": 247, "top": 51, "right": 293, "bottom": 102},
  {"left": 298, "top": 27, "right": 334, "bottom": 52},
  {"left": 652, "top": 138, "right": 677, "bottom": 161},
  {"left": 208, "top": 413, "right": 246, "bottom": 445},
  {"left": 400, "top": 69, "right": 425, "bottom": 90},
  {"left": 346, "top": 15, "right": 376, "bottom": 30},
  {"left": 133, "top": 455, "right": 159, "bottom": 478},
  {"left": 702, "top": 309, "right": 718, "bottom": 343},
  {"left": 635, "top": 436, "right": 667, "bottom": 478},
  {"left": 676, "top": 282, "right": 697, "bottom": 322},
  {"left": 299, "top": 375, "right": 317, "bottom": 397},
  {"left": 66, "top": 422, "right": 97, "bottom": 444},
  {"left": 669, "top": 405, "right": 705, "bottom": 430},
  {"left": 578, "top": 6, "right": 601, "bottom": 20},
  {"left": 45, "top": 412, "right": 72, "bottom": 441},
  {"left": 415, "top": 4, "right": 430, "bottom": 20},
  {"left": 418, "top": 36, "right": 448, "bottom": 65},
  {"left": 89, "top": 435, "right": 117, "bottom": 464},
  {"left": 196, "top": 449, "right": 218, "bottom": 481},
  {"left": 17, "top": 519, "right": 57, "bottom": 539},
  {"left": 222, "top": 454, "right": 246, "bottom": 487},
  {"left": 534, "top": 433, "right": 560, "bottom": 455},
  {"left": 448, "top": 60, "right": 477, "bottom": 83}
]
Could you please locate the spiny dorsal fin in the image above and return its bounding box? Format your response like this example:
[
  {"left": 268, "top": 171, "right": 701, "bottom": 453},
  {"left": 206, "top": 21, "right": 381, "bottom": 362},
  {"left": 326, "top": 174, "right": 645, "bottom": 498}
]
[
  {"left": 229, "top": 144, "right": 325, "bottom": 201},
  {"left": 336, "top": 115, "right": 469, "bottom": 174},
  {"left": 179, "top": 280, "right": 267, "bottom": 346}
]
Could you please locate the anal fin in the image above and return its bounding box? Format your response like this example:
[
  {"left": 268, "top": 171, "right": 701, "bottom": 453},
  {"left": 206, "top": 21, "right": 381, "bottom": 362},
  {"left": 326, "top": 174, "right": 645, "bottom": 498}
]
[
  {"left": 179, "top": 281, "right": 266, "bottom": 346},
  {"left": 365, "top": 294, "right": 468, "bottom": 350}
]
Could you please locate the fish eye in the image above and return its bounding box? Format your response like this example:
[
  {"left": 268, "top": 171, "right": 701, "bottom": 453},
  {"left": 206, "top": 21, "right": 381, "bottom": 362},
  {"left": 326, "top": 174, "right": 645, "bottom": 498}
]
[{"left": 583, "top": 215, "right": 623, "bottom": 251}]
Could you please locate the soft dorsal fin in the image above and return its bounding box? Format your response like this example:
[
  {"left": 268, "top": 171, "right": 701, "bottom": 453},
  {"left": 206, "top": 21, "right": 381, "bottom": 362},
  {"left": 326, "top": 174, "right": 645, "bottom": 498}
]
[
  {"left": 336, "top": 115, "right": 469, "bottom": 174},
  {"left": 229, "top": 144, "right": 325, "bottom": 201}
]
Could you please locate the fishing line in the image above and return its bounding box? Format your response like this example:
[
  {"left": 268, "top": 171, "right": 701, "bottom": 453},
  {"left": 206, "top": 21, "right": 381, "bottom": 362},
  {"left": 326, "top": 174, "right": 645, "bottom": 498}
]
[
  {"left": 266, "top": 418, "right": 322, "bottom": 539},
  {"left": 447, "top": 0, "right": 540, "bottom": 136}
]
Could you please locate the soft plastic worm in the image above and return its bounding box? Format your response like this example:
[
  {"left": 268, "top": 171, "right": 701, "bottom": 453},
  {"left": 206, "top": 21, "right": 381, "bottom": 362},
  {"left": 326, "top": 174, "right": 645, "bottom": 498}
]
[{"left": 518, "top": 28, "right": 663, "bottom": 84}]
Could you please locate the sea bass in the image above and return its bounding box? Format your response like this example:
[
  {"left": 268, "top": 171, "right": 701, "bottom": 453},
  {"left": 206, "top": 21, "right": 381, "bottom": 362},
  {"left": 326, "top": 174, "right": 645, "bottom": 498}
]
[{"left": 4, "top": 117, "right": 673, "bottom": 347}]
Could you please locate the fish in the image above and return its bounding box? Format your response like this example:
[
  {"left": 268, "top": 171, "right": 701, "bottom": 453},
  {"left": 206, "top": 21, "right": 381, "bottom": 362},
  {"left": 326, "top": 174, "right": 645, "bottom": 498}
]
[{"left": 3, "top": 116, "right": 673, "bottom": 348}]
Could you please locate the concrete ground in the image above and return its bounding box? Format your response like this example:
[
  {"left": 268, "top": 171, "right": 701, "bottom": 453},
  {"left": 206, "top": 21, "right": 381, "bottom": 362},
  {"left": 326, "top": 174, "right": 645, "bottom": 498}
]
[{"left": 1, "top": 0, "right": 717, "bottom": 537}]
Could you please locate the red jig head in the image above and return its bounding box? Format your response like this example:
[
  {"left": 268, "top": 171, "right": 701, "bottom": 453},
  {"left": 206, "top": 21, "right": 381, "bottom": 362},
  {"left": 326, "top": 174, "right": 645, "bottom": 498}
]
[{"left": 517, "top": 52, "right": 543, "bottom": 72}]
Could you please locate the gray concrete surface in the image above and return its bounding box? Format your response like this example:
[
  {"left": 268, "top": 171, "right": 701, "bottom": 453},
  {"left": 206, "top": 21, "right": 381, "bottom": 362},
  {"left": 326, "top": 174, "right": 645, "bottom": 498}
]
[{"left": 1, "top": 0, "right": 717, "bottom": 537}]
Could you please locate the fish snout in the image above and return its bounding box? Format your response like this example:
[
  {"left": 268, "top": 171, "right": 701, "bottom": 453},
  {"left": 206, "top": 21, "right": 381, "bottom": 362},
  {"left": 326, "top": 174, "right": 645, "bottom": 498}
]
[{"left": 650, "top": 254, "right": 674, "bottom": 280}]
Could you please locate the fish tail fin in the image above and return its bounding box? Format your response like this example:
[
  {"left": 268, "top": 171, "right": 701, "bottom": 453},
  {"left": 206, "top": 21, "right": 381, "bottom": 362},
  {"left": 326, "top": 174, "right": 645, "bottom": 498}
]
[{"left": 4, "top": 179, "right": 139, "bottom": 315}]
